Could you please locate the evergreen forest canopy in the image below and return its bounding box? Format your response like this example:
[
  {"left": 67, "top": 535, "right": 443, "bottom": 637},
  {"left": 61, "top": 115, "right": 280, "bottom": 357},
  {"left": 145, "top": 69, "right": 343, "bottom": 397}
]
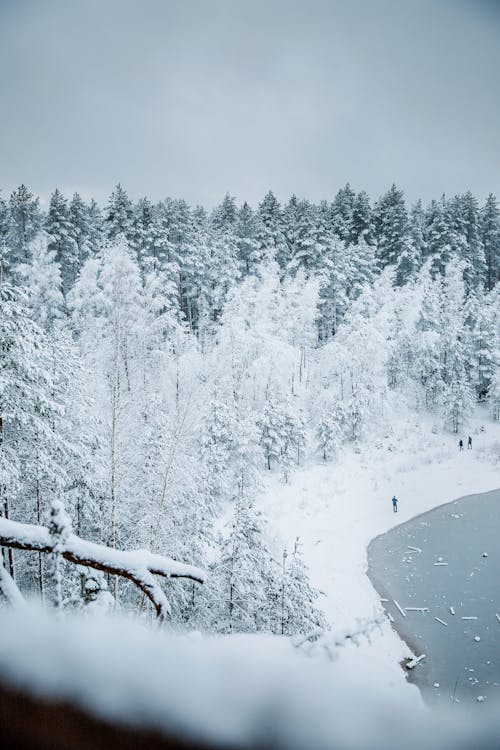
[{"left": 0, "top": 182, "right": 499, "bottom": 631}]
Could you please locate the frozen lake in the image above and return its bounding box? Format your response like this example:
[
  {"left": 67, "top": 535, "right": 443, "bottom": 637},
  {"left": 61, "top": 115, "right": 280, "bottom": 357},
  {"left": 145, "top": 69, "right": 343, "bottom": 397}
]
[{"left": 368, "top": 489, "right": 500, "bottom": 708}]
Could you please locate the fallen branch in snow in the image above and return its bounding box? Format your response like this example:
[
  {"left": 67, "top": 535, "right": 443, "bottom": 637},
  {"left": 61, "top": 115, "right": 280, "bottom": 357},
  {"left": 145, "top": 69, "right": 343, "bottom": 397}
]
[
  {"left": 434, "top": 617, "right": 448, "bottom": 627},
  {"left": 292, "top": 616, "right": 385, "bottom": 661},
  {"left": 0, "top": 518, "right": 206, "bottom": 620},
  {"left": 393, "top": 599, "right": 406, "bottom": 617},
  {"left": 406, "top": 653, "right": 426, "bottom": 669}
]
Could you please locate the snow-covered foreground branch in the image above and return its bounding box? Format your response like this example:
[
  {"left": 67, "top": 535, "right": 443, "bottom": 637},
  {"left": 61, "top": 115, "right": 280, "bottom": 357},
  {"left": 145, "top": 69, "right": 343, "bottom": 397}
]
[{"left": 0, "top": 518, "right": 206, "bottom": 619}]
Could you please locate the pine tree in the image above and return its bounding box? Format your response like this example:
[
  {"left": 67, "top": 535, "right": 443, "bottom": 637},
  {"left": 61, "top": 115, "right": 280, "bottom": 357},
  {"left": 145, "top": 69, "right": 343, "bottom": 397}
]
[
  {"left": 287, "top": 201, "right": 327, "bottom": 276},
  {"left": 129, "top": 197, "right": 158, "bottom": 273},
  {"left": 317, "top": 236, "right": 349, "bottom": 339},
  {"left": 441, "top": 341, "right": 474, "bottom": 433},
  {"left": 211, "top": 193, "right": 237, "bottom": 231},
  {"left": 425, "top": 197, "right": 454, "bottom": 276},
  {"left": 235, "top": 201, "right": 261, "bottom": 275},
  {"left": 258, "top": 397, "right": 284, "bottom": 471},
  {"left": 480, "top": 193, "right": 500, "bottom": 291},
  {"left": 105, "top": 184, "right": 133, "bottom": 241},
  {"left": 348, "top": 235, "right": 377, "bottom": 298},
  {"left": 200, "top": 391, "right": 236, "bottom": 507},
  {"left": 280, "top": 404, "right": 306, "bottom": 481},
  {"left": 87, "top": 198, "right": 104, "bottom": 254},
  {"left": 256, "top": 191, "right": 288, "bottom": 268},
  {"left": 317, "top": 403, "right": 345, "bottom": 461},
  {"left": 470, "top": 301, "right": 497, "bottom": 400},
  {"left": 258, "top": 397, "right": 305, "bottom": 480},
  {"left": 69, "top": 193, "right": 92, "bottom": 269},
  {"left": 350, "top": 190, "right": 374, "bottom": 246},
  {"left": 277, "top": 539, "right": 326, "bottom": 635},
  {"left": 7, "top": 184, "right": 41, "bottom": 265},
  {"left": 459, "top": 192, "right": 487, "bottom": 291},
  {"left": 374, "top": 184, "right": 410, "bottom": 268},
  {"left": 330, "top": 184, "right": 355, "bottom": 243},
  {"left": 46, "top": 188, "right": 79, "bottom": 295},
  {"left": 487, "top": 365, "right": 500, "bottom": 421},
  {"left": 208, "top": 497, "right": 278, "bottom": 633},
  {"left": 0, "top": 195, "right": 9, "bottom": 281},
  {"left": 409, "top": 199, "right": 427, "bottom": 263}
]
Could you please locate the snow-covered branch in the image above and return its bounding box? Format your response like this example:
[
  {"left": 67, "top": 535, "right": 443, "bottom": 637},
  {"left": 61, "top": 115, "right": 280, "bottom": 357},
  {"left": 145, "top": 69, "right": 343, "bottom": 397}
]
[{"left": 0, "top": 518, "right": 206, "bottom": 620}]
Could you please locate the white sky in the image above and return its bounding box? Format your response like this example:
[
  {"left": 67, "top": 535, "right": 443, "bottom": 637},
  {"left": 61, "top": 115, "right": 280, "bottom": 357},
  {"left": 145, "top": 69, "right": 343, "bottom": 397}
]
[{"left": 0, "top": 0, "right": 499, "bottom": 207}]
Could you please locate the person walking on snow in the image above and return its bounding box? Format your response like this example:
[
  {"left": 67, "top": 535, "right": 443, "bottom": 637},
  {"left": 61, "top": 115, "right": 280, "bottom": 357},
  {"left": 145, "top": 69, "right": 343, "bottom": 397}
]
[
  {"left": 468, "top": 436, "right": 472, "bottom": 449},
  {"left": 392, "top": 495, "right": 398, "bottom": 513},
  {"left": 459, "top": 439, "right": 464, "bottom": 451}
]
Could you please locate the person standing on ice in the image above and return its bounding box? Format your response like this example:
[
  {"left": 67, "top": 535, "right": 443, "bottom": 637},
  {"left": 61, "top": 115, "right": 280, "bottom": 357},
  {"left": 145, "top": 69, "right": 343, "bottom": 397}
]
[
  {"left": 392, "top": 496, "right": 398, "bottom": 513},
  {"left": 468, "top": 436, "right": 472, "bottom": 449},
  {"left": 459, "top": 439, "right": 464, "bottom": 451}
]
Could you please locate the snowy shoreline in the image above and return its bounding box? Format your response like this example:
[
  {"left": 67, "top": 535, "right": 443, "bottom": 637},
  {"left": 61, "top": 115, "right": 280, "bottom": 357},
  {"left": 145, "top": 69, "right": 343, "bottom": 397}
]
[{"left": 258, "top": 413, "right": 500, "bottom": 702}]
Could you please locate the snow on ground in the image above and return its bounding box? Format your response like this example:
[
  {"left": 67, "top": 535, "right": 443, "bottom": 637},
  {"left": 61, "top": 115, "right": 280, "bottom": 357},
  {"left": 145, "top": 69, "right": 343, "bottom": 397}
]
[
  {"left": 0, "top": 607, "right": 430, "bottom": 750},
  {"left": 258, "top": 407, "right": 500, "bottom": 700}
]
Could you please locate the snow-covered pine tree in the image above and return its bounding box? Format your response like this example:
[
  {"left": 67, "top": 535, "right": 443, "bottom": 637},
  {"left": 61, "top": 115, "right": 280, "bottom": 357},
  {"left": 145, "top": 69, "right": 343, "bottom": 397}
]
[
  {"left": 256, "top": 191, "right": 289, "bottom": 268},
  {"left": 317, "top": 402, "right": 345, "bottom": 461},
  {"left": 347, "top": 234, "right": 377, "bottom": 298},
  {"left": 7, "top": 184, "right": 41, "bottom": 266},
  {"left": 350, "top": 190, "right": 374, "bottom": 246},
  {"left": 441, "top": 340, "right": 474, "bottom": 433},
  {"left": 487, "top": 363, "right": 500, "bottom": 421},
  {"left": 470, "top": 300, "right": 497, "bottom": 400},
  {"left": 0, "top": 195, "right": 9, "bottom": 281},
  {"left": 258, "top": 397, "right": 305, "bottom": 480},
  {"left": 258, "top": 397, "right": 283, "bottom": 471},
  {"left": 207, "top": 496, "right": 278, "bottom": 634},
  {"left": 277, "top": 539, "right": 326, "bottom": 635},
  {"left": 459, "top": 191, "right": 487, "bottom": 292},
  {"left": 374, "top": 184, "right": 410, "bottom": 269},
  {"left": 105, "top": 184, "right": 133, "bottom": 241},
  {"left": 480, "top": 193, "right": 500, "bottom": 291},
  {"left": 46, "top": 188, "right": 79, "bottom": 295},
  {"left": 129, "top": 196, "right": 158, "bottom": 274},
  {"left": 69, "top": 192, "right": 92, "bottom": 269},
  {"left": 200, "top": 390, "right": 236, "bottom": 508},
  {"left": 235, "top": 201, "right": 261, "bottom": 275},
  {"left": 330, "top": 184, "right": 355, "bottom": 244},
  {"left": 316, "top": 235, "right": 349, "bottom": 340},
  {"left": 211, "top": 193, "right": 238, "bottom": 231},
  {"left": 425, "top": 196, "right": 457, "bottom": 278}
]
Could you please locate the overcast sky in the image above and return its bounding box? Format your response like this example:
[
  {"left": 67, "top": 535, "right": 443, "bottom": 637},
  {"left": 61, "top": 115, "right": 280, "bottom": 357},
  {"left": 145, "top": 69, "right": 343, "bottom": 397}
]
[{"left": 0, "top": 0, "right": 499, "bottom": 208}]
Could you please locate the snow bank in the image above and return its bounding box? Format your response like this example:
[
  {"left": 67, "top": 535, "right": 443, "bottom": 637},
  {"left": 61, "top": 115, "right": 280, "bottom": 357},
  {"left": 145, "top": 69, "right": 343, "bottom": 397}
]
[{"left": 0, "top": 607, "right": 498, "bottom": 750}]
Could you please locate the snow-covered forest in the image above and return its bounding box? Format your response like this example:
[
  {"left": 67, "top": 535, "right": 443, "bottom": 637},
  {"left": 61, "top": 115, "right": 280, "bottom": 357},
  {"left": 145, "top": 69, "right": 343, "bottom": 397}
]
[{"left": 1, "top": 182, "right": 499, "bottom": 630}]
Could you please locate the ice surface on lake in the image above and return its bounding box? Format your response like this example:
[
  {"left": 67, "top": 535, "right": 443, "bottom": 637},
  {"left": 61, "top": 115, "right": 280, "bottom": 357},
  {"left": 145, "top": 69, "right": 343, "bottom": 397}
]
[{"left": 368, "top": 489, "right": 500, "bottom": 707}]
